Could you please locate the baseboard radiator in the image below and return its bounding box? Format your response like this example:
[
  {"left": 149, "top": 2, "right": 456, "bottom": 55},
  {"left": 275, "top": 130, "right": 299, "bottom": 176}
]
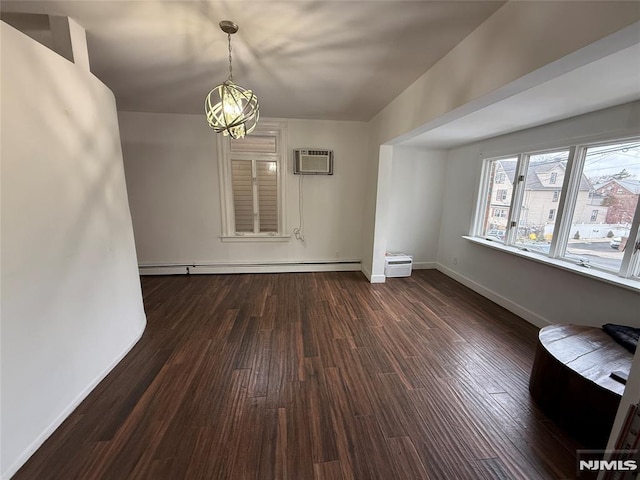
[{"left": 139, "top": 260, "right": 362, "bottom": 275}]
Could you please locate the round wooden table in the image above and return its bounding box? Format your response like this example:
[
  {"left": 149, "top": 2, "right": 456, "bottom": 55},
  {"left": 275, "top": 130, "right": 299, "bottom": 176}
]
[{"left": 529, "top": 324, "right": 633, "bottom": 448}]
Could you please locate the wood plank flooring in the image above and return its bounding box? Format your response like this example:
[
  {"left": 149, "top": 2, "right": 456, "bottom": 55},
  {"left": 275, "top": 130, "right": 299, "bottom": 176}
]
[{"left": 13, "top": 270, "right": 584, "bottom": 479}]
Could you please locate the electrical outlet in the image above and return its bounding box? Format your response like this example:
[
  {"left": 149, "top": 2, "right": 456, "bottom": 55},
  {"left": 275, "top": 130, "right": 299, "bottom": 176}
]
[{"left": 452, "top": 256, "right": 458, "bottom": 265}]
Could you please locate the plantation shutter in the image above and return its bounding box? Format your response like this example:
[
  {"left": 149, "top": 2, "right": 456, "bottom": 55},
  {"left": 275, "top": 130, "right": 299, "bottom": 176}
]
[
  {"left": 231, "top": 160, "right": 254, "bottom": 232},
  {"left": 230, "top": 135, "right": 277, "bottom": 154},
  {"left": 227, "top": 131, "right": 281, "bottom": 235},
  {"left": 257, "top": 161, "right": 278, "bottom": 232}
]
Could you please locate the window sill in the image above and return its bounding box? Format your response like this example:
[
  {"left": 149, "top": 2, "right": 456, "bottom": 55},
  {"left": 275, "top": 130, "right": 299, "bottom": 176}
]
[
  {"left": 463, "top": 236, "right": 640, "bottom": 293},
  {"left": 220, "top": 235, "right": 291, "bottom": 243}
]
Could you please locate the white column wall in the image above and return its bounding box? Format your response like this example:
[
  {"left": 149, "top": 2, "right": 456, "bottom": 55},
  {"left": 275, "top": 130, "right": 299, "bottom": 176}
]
[
  {"left": 386, "top": 148, "right": 446, "bottom": 269},
  {"left": 1, "top": 22, "right": 146, "bottom": 478}
]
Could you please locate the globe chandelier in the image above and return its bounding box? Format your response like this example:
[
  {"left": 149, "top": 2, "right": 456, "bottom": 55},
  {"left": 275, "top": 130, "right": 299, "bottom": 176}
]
[{"left": 205, "top": 20, "right": 259, "bottom": 139}]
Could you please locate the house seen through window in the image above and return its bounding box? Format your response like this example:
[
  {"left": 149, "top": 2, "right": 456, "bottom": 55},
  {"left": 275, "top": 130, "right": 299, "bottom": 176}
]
[{"left": 474, "top": 138, "right": 640, "bottom": 282}]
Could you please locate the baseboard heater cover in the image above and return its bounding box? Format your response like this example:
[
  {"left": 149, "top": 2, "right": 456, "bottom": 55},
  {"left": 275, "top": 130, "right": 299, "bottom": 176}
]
[
  {"left": 384, "top": 254, "right": 413, "bottom": 277},
  {"left": 139, "top": 260, "right": 362, "bottom": 275}
]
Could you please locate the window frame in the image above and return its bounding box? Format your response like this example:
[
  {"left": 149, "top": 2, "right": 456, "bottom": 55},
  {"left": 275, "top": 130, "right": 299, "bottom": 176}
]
[
  {"left": 217, "top": 120, "right": 289, "bottom": 241},
  {"left": 473, "top": 158, "right": 491, "bottom": 238},
  {"left": 473, "top": 155, "right": 519, "bottom": 243},
  {"left": 472, "top": 136, "right": 640, "bottom": 284}
]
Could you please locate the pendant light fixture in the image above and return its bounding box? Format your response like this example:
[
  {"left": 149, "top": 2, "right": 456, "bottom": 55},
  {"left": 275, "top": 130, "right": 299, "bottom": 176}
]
[{"left": 205, "top": 20, "right": 259, "bottom": 139}]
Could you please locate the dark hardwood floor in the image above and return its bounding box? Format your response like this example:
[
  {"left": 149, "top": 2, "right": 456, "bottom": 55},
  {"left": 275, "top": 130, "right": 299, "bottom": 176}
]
[{"left": 14, "top": 270, "right": 583, "bottom": 479}]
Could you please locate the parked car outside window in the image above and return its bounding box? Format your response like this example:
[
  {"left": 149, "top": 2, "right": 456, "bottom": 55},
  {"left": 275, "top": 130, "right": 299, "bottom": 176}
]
[{"left": 486, "top": 229, "right": 506, "bottom": 241}]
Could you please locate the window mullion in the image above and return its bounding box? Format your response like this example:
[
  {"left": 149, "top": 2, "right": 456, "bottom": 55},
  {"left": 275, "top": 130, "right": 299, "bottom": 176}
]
[
  {"left": 507, "top": 154, "right": 528, "bottom": 245},
  {"left": 619, "top": 198, "right": 640, "bottom": 277},
  {"left": 630, "top": 246, "right": 640, "bottom": 278}
]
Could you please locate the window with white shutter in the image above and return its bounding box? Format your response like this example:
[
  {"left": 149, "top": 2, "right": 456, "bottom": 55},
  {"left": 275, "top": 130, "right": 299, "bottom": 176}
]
[{"left": 218, "top": 121, "right": 288, "bottom": 240}]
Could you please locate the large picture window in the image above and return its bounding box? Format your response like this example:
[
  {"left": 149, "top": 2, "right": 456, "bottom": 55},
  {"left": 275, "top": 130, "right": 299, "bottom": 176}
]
[
  {"left": 218, "top": 121, "right": 288, "bottom": 240},
  {"left": 473, "top": 138, "right": 640, "bottom": 282}
]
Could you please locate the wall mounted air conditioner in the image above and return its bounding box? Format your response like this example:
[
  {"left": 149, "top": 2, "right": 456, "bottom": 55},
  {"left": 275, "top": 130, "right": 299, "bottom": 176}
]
[{"left": 293, "top": 149, "right": 333, "bottom": 175}]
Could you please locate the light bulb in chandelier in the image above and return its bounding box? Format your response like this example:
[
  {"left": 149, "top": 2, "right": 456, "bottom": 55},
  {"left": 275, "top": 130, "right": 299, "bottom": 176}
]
[{"left": 204, "top": 21, "right": 259, "bottom": 139}]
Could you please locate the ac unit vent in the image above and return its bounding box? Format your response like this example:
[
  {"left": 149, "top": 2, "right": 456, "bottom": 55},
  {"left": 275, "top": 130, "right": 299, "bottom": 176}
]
[{"left": 293, "top": 149, "right": 333, "bottom": 175}]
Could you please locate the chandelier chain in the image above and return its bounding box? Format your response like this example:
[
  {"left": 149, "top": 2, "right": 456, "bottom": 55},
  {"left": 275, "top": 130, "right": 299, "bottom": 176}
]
[{"left": 227, "top": 33, "right": 233, "bottom": 81}]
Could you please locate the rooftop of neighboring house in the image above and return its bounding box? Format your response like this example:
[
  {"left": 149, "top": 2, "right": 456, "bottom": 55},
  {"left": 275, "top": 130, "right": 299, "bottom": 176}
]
[
  {"left": 594, "top": 178, "right": 640, "bottom": 195},
  {"left": 498, "top": 159, "right": 591, "bottom": 191}
]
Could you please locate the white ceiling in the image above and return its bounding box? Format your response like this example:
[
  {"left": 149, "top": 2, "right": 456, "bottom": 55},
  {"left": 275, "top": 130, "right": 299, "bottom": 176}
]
[
  {"left": 4, "top": 2, "right": 638, "bottom": 147},
  {"left": 1, "top": 0, "right": 505, "bottom": 121}
]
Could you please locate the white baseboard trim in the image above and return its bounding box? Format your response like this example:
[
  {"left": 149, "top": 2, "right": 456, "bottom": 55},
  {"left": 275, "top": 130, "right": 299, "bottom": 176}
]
[
  {"left": 361, "top": 264, "right": 372, "bottom": 281},
  {"left": 436, "top": 263, "right": 551, "bottom": 329},
  {"left": 2, "top": 318, "right": 147, "bottom": 480},
  {"left": 365, "top": 261, "right": 436, "bottom": 283},
  {"left": 413, "top": 262, "right": 437, "bottom": 270},
  {"left": 139, "top": 261, "right": 362, "bottom": 276}
]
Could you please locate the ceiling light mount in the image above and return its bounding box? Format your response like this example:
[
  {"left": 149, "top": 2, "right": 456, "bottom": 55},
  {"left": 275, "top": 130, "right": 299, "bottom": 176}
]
[
  {"left": 205, "top": 20, "right": 259, "bottom": 139},
  {"left": 219, "top": 20, "right": 238, "bottom": 35}
]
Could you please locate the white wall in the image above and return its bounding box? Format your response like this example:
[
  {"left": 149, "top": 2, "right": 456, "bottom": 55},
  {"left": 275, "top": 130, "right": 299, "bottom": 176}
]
[
  {"left": 0, "top": 22, "right": 146, "bottom": 478},
  {"left": 386, "top": 148, "right": 446, "bottom": 268},
  {"left": 361, "top": 1, "right": 640, "bottom": 278},
  {"left": 119, "top": 112, "right": 369, "bottom": 271},
  {"left": 288, "top": 119, "right": 368, "bottom": 265},
  {"left": 437, "top": 102, "right": 640, "bottom": 328}
]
